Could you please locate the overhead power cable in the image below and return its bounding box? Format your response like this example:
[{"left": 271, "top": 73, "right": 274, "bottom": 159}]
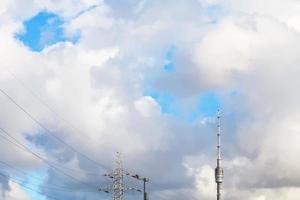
[
  {"left": 1, "top": 168, "right": 96, "bottom": 193},
  {"left": 46, "top": 161, "right": 105, "bottom": 176},
  {"left": 0, "top": 160, "right": 48, "bottom": 183},
  {"left": 0, "top": 126, "right": 96, "bottom": 189},
  {"left": 0, "top": 160, "right": 97, "bottom": 193},
  {"left": 0, "top": 75, "right": 193, "bottom": 200},
  {"left": 0, "top": 172, "right": 61, "bottom": 200},
  {"left": 0, "top": 87, "right": 110, "bottom": 171},
  {"left": 6, "top": 71, "right": 95, "bottom": 149}
]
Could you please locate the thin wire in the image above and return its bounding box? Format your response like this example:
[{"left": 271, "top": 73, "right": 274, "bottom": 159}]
[
  {"left": 0, "top": 126, "right": 97, "bottom": 189},
  {"left": 0, "top": 172, "right": 61, "bottom": 200},
  {"left": 0, "top": 75, "right": 183, "bottom": 199},
  {"left": 1, "top": 169, "right": 97, "bottom": 193},
  {"left": 0, "top": 131, "right": 89, "bottom": 188},
  {"left": 0, "top": 87, "right": 110, "bottom": 171},
  {"left": 0, "top": 160, "right": 48, "bottom": 183},
  {"left": 8, "top": 71, "right": 85, "bottom": 135},
  {"left": 48, "top": 161, "right": 104, "bottom": 176},
  {"left": 0, "top": 160, "right": 97, "bottom": 192}
]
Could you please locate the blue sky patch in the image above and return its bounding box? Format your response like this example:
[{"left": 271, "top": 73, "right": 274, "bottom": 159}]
[
  {"left": 144, "top": 91, "right": 180, "bottom": 116},
  {"left": 204, "top": 5, "right": 223, "bottom": 24},
  {"left": 25, "top": 171, "right": 46, "bottom": 200},
  {"left": 188, "top": 92, "right": 221, "bottom": 121},
  {"left": 163, "top": 46, "right": 176, "bottom": 72},
  {"left": 16, "top": 11, "right": 76, "bottom": 52},
  {"left": 17, "top": 169, "right": 47, "bottom": 200},
  {"left": 144, "top": 90, "right": 221, "bottom": 121}
]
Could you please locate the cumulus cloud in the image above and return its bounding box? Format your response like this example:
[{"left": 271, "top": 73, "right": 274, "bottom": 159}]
[
  {"left": 1, "top": 0, "right": 300, "bottom": 200},
  {"left": 186, "top": 1, "right": 300, "bottom": 199},
  {"left": 0, "top": 180, "right": 31, "bottom": 200}
]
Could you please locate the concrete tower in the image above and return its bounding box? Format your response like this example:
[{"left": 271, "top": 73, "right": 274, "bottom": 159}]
[{"left": 215, "top": 111, "right": 224, "bottom": 200}]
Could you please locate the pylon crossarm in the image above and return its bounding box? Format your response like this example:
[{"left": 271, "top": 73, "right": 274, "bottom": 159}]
[
  {"left": 125, "top": 187, "right": 142, "bottom": 192},
  {"left": 98, "top": 187, "right": 111, "bottom": 193}
]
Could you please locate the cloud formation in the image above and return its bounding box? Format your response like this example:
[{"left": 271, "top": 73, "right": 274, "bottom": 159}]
[{"left": 1, "top": 0, "right": 300, "bottom": 200}]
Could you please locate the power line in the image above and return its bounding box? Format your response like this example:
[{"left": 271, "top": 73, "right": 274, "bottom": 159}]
[
  {"left": 0, "top": 160, "right": 48, "bottom": 183},
  {"left": 0, "top": 176, "right": 97, "bottom": 200},
  {"left": 0, "top": 172, "right": 61, "bottom": 200},
  {"left": 0, "top": 126, "right": 97, "bottom": 189},
  {"left": 48, "top": 161, "right": 105, "bottom": 176},
  {"left": 0, "top": 87, "right": 110, "bottom": 171},
  {"left": 0, "top": 130, "right": 190, "bottom": 199},
  {"left": 0, "top": 76, "right": 197, "bottom": 200},
  {"left": 0, "top": 160, "right": 97, "bottom": 193},
  {"left": 1, "top": 169, "right": 96, "bottom": 193},
  {"left": 0, "top": 171, "right": 97, "bottom": 199},
  {"left": 7, "top": 71, "right": 93, "bottom": 148}
]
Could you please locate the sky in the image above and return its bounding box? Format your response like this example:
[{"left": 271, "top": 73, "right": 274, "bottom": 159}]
[{"left": 1, "top": 0, "right": 300, "bottom": 200}]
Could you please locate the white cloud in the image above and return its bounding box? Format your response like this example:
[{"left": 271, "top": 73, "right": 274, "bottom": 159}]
[
  {"left": 2, "top": 0, "right": 300, "bottom": 200},
  {"left": 0, "top": 180, "right": 31, "bottom": 200},
  {"left": 193, "top": 17, "right": 252, "bottom": 86},
  {"left": 194, "top": 165, "right": 215, "bottom": 199},
  {"left": 67, "top": 4, "right": 113, "bottom": 34}
]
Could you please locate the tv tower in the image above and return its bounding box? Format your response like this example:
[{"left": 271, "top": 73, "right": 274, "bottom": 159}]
[{"left": 215, "top": 111, "right": 224, "bottom": 200}]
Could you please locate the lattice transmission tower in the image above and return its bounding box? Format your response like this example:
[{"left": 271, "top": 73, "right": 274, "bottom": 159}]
[{"left": 99, "top": 152, "right": 141, "bottom": 200}]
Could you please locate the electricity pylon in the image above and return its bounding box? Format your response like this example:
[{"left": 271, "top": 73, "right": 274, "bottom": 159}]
[{"left": 99, "top": 152, "right": 141, "bottom": 200}]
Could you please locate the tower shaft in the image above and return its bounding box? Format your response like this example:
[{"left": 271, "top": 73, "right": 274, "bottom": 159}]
[{"left": 215, "top": 111, "right": 224, "bottom": 200}]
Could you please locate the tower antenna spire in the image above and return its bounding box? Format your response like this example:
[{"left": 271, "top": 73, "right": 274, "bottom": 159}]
[{"left": 215, "top": 110, "right": 224, "bottom": 200}]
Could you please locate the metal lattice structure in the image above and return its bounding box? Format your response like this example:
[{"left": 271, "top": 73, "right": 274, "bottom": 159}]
[
  {"left": 215, "top": 111, "right": 224, "bottom": 200},
  {"left": 112, "top": 152, "right": 125, "bottom": 200},
  {"left": 99, "top": 152, "right": 141, "bottom": 200}
]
